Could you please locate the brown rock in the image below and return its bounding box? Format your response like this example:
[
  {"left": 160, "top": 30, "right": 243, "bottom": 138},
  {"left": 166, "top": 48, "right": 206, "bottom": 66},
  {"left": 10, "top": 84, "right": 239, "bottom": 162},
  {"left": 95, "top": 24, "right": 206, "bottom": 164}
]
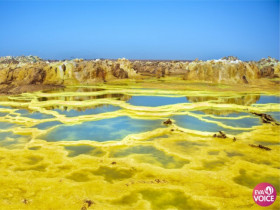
[
  {"left": 213, "top": 131, "right": 227, "bottom": 138},
  {"left": 251, "top": 112, "right": 279, "bottom": 125},
  {"left": 260, "top": 66, "right": 275, "bottom": 78},
  {"left": 62, "top": 64, "right": 66, "bottom": 72},
  {"left": 112, "top": 64, "right": 128, "bottom": 79},
  {"left": 249, "top": 144, "right": 271, "bottom": 151},
  {"left": 242, "top": 75, "right": 248, "bottom": 84},
  {"left": 163, "top": 119, "right": 172, "bottom": 125}
]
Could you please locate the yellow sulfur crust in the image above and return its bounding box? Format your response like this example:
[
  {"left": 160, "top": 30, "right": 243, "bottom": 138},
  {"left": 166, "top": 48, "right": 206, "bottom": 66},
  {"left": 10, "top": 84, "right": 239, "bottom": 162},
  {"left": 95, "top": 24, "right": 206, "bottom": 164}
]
[{"left": 0, "top": 81, "right": 279, "bottom": 210}]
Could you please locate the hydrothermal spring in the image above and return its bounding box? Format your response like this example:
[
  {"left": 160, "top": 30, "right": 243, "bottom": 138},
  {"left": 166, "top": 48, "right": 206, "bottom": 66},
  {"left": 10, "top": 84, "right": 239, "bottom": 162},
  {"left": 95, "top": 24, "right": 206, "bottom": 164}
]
[{"left": 0, "top": 84, "right": 279, "bottom": 209}]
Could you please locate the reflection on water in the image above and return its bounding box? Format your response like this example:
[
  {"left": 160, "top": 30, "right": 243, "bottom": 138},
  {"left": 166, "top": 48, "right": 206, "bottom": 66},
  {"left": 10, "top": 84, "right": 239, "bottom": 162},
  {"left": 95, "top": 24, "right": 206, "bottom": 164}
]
[
  {"left": 173, "top": 115, "right": 248, "bottom": 134},
  {"left": 185, "top": 96, "right": 218, "bottom": 103},
  {"left": 191, "top": 110, "right": 250, "bottom": 116},
  {"left": 38, "top": 93, "right": 131, "bottom": 102},
  {"left": 0, "top": 90, "right": 279, "bottom": 140},
  {"left": 35, "top": 121, "right": 63, "bottom": 130},
  {"left": 187, "top": 95, "right": 261, "bottom": 115},
  {"left": 256, "top": 95, "right": 280, "bottom": 104},
  {"left": 41, "top": 116, "right": 164, "bottom": 142},
  {"left": 41, "top": 87, "right": 105, "bottom": 93},
  {"left": 267, "top": 112, "right": 280, "bottom": 121},
  {"left": 187, "top": 95, "right": 260, "bottom": 106},
  {"left": 53, "top": 105, "right": 121, "bottom": 117},
  {"left": 128, "top": 96, "right": 189, "bottom": 107},
  {"left": 203, "top": 114, "right": 261, "bottom": 128},
  {"left": 15, "top": 109, "right": 54, "bottom": 119}
]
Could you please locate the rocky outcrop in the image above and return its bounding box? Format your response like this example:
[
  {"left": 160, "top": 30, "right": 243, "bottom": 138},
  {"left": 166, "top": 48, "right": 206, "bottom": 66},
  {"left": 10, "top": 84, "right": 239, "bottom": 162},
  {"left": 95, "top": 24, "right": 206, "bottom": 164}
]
[
  {"left": 222, "top": 56, "right": 239, "bottom": 61},
  {"left": 112, "top": 63, "right": 128, "bottom": 79},
  {"left": 183, "top": 59, "right": 260, "bottom": 84},
  {"left": 256, "top": 57, "right": 280, "bottom": 78},
  {"left": 0, "top": 58, "right": 138, "bottom": 88},
  {"left": 0, "top": 55, "right": 42, "bottom": 64},
  {"left": 0, "top": 56, "right": 279, "bottom": 94},
  {"left": 132, "top": 61, "right": 187, "bottom": 76},
  {"left": 260, "top": 66, "right": 275, "bottom": 78},
  {"left": 0, "top": 62, "right": 48, "bottom": 85},
  {"left": 72, "top": 58, "right": 137, "bottom": 84}
]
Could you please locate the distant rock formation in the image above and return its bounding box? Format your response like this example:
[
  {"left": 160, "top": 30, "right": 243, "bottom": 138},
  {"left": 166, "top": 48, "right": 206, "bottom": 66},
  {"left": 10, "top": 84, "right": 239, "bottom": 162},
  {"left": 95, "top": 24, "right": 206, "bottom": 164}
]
[
  {"left": 255, "top": 56, "right": 280, "bottom": 78},
  {"left": 0, "top": 55, "right": 42, "bottom": 64},
  {"left": 183, "top": 59, "right": 260, "bottom": 84},
  {"left": 0, "top": 55, "right": 279, "bottom": 94},
  {"left": 132, "top": 60, "right": 186, "bottom": 76},
  {"left": 222, "top": 56, "right": 239, "bottom": 61},
  {"left": 0, "top": 58, "right": 138, "bottom": 88}
]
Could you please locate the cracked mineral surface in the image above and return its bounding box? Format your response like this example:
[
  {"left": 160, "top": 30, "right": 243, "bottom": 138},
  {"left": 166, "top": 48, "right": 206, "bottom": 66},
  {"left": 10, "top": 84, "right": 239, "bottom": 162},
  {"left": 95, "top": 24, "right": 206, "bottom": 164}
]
[{"left": 0, "top": 80, "right": 279, "bottom": 209}]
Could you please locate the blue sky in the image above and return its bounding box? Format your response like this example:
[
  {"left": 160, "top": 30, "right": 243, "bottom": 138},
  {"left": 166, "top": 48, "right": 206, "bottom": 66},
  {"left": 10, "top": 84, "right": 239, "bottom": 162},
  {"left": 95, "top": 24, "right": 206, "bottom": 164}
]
[{"left": 0, "top": 0, "right": 279, "bottom": 60}]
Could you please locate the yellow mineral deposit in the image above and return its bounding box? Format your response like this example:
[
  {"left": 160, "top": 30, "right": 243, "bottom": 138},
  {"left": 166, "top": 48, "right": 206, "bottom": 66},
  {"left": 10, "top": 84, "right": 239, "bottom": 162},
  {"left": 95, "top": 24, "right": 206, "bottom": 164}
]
[{"left": 0, "top": 80, "right": 279, "bottom": 209}]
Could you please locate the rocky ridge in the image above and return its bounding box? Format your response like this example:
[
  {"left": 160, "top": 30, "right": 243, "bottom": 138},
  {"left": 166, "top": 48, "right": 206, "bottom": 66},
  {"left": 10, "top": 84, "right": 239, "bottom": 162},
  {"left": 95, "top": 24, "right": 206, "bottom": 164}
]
[
  {"left": 0, "top": 56, "right": 279, "bottom": 94},
  {"left": 0, "top": 55, "right": 42, "bottom": 64},
  {"left": 255, "top": 56, "right": 280, "bottom": 78}
]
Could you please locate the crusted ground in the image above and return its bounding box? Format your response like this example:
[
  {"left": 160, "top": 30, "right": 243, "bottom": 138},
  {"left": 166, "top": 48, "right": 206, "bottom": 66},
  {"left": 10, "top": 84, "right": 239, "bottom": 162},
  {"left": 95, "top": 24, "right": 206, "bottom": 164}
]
[{"left": 0, "top": 81, "right": 279, "bottom": 209}]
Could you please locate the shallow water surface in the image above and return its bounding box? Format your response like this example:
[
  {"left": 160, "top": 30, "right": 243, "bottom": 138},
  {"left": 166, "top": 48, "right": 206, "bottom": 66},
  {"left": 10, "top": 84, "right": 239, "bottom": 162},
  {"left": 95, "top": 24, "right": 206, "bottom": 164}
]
[
  {"left": 128, "top": 96, "right": 189, "bottom": 106},
  {"left": 53, "top": 105, "right": 121, "bottom": 117},
  {"left": 42, "top": 116, "right": 164, "bottom": 142},
  {"left": 256, "top": 95, "right": 280, "bottom": 104}
]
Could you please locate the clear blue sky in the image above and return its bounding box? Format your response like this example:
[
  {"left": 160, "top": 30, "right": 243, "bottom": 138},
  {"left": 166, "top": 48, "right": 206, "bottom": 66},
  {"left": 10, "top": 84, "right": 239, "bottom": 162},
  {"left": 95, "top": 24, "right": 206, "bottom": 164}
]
[{"left": 0, "top": 0, "right": 279, "bottom": 60}]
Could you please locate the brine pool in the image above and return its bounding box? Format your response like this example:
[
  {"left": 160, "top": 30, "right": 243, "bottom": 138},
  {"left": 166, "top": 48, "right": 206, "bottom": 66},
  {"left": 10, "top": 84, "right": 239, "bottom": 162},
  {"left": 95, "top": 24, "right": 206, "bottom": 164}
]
[{"left": 0, "top": 86, "right": 279, "bottom": 209}]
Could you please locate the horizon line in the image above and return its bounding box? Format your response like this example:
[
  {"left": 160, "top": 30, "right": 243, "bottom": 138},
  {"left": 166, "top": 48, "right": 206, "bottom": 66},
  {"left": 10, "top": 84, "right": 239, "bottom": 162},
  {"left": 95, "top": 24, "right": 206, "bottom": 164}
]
[{"left": 0, "top": 55, "right": 278, "bottom": 62}]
